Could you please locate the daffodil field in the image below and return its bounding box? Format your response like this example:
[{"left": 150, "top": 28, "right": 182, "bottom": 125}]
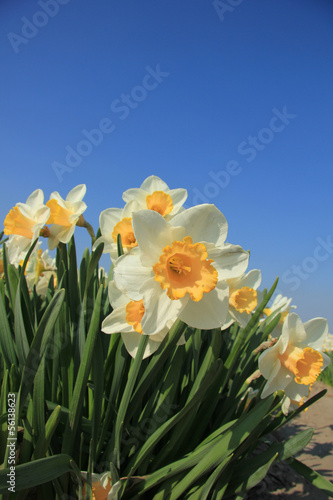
[{"left": 0, "top": 176, "right": 332, "bottom": 499}]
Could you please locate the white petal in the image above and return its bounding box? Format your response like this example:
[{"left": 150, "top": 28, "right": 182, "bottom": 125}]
[
  {"left": 170, "top": 204, "right": 228, "bottom": 247},
  {"left": 99, "top": 208, "right": 122, "bottom": 233},
  {"left": 140, "top": 278, "right": 187, "bottom": 334},
  {"left": 49, "top": 191, "right": 66, "bottom": 207},
  {"left": 261, "top": 366, "right": 292, "bottom": 398},
  {"left": 102, "top": 305, "right": 132, "bottom": 334},
  {"left": 238, "top": 269, "right": 261, "bottom": 290},
  {"left": 229, "top": 308, "right": 251, "bottom": 329},
  {"left": 122, "top": 188, "right": 148, "bottom": 206},
  {"left": 132, "top": 210, "right": 185, "bottom": 267},
  {"left": 113, "top": 249, "right": 153, "bottom": 300},
  {"left": 303, "top": 318, "right": 329, "bottom": 351},
  {"left": 285, "top": 313, "right": 307, "bottom": 345},
  {"left": 208, "top": 243, "right": 249, "bottom": 280},
  {"left": 66, "top": 184, "right": 86, "bottom": 203},
  {"left": 284, "top": 380, "right": 311, "bottom": 401},
  {"left": 49, "top": 224, "right": 75, "bottom": 246},
  {"left": 321, "top": 352, "right": 331, "bottom": 370},
  {"left": 140, "top": 175, "right": 169, "bottom": 192},
  {"left": 34, "top": 205, "right": 51, "bottom": 224},
  {"left": 179, "top": 280, "right": 229, "bottom": 329},
  {"left": 108, "top": 281, "right": 129, "bottom": 308},
  {"left": 221, "top": 311, "right": 234, "bottom": 331},
  {"left": 25, "top": 189, "right": 44, "bottom": 209},
  {"left": 168, "top": 188, "right": 188, "bottom": 214},
  {"left": 258, "top": 346, "right": 280, "bottom": 380}
]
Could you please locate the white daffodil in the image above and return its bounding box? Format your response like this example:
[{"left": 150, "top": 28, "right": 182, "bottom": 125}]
[
  {"left": 93, "top": 200, "right": 141, "bottom": 261},
  {"left": 3, "top": 189, "right": 50, "bottom": 264},
  {"left": 113, "top": 204, "right": 249, "bottom": 334},
  {"left": 81, "top": 471, "right": 121, "bottom": 500},
  {"left": 46, "top": 184, "right": 87, "bottom": 249},
  {"left": 102, "top": 282, "right": 184, "bottom": 358},
  {"left": 322, "top": 333, "right": 333, "bottom": 352},
  {"left": 24, "top": 244, "right": 57, "bottom": 297},
  {"left": 263, "top": 294, "right": 296, "bottom": 338},
  {"left": 222, "top": 269, "right": 262, "bottom": 330},
  {"left": 122, "top": 175, "right": 187, "bottom": 218},
  {"left": 259, "top": 312, "right": 331, "bottom": 400}
]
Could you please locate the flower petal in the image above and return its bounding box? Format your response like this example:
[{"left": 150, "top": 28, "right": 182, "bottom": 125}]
[
  {"left": 140, "top": 277, "right": 187, "bottom": 334},
  {"left": 113, "top": 248, "right": 153, "bottom": 300},
  {"left": 132, "top": 210, "right": 185, "bottom": 267},
  {"left": 261, "top": 365, "right": 292, "bottom": 398},
  {"left": 26, "top": 189, "right": 44, "bottom": 209},
  {"left": 179, "top": 280, "right": 229, "bottom": 329},
  {"left": 285, "top": 313, "right": 307, "bottom": 345},
  {"left": 303, "top": 318, "right": 329, "bottom": 351},
  {"left": 66, "top": 184, "right": 86, "bottom": 203},
  {"left": 102, "top": 305, "right": 132, "bottom": 334},
  {"left": 108, "top": 281, "right": 129, "bottom": 308},
  {"left": 170, "top": 204, "right": 228, "bottom": 247},
  {"left": 168, "top": 188, "right": 188, "bottom": 214},
  {"left": 140, "top": 175, "right": 169, "bottom": 192},
  {"left": 208, "top": 243, "right": 249, "bottom": 280},
  {"left": 122, "top": 188, "right": 148, "bottom": 206}
]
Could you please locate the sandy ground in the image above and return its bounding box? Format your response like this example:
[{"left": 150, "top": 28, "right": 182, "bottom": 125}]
[{"left": 245, "top": 382, "right": 333, "bottom": 499}]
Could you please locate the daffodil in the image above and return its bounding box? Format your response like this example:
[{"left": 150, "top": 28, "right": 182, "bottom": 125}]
[
  {"left": 113, "top": 204, "right": 249, "bottom": 334},
  {"left": 3, "top": 189, "right": 50, "bottom": 263},
  {"left": 46, "top": 184, "right": 87, "bottom": 249},
  {"left": 81, "top": 471, "right": 121, "bottom": 500},
  {"left": 122, "top": 175, "right": 187, "bottom": 218},
  {"left": 102, "top": 282, "right": 184, "bottom": 358},
  {"left": 259, "top": 313, "right": 331, "bottom": 400},
  {"left": 263, "top": 294, "right": 296, "bottom": 338},
  {"left": 93, "top": 200, "right": 140, "bottom": 260},
  {"left": 222, "top": 269, "right": 262, "bottom": 330},
  {"left": 24, "top": 243, "right": 57, "bottom": 296}
]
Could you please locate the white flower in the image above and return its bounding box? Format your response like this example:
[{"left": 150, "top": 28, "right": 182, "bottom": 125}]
[
  {"left": 259, "top": 313, "right": 331, "bottom": 400},
  {"left": 93, "top": 200, "right": 140, "bottom": 261},
  {"left": 322, "top": 333, "right": 333, "bottom": 352},
  {"left": 81, "top": 471, "right": 121, "bottom": 500},
  {"left": 25, "top": 243, "right": 57, "bottom": 297},
  {"left": 222, "top": 269, "right": 262, "bottom": 330},
  {"left": 122, "top": 175, "right": 187, "bottom": 218},
  {"left": 263, "top": 294, "right": 296, "bottom": 338},
  {"left": 3, "top": 189, "right": 50, "bottom": 263},
  {"left": 113, "top": 204, "right": 249, "bottom": 334},
  {"left": 102, "top": 282, "right": 184, "bottom": 358},
  {"left": 46, "top": 184, "right": 87, "bottom": 249}
]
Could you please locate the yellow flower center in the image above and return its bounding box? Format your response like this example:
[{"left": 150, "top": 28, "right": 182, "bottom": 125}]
[
  {"left": 146, "top": 191, "right": 173, "bottom": 216},
  {"left": 46, "top": 199, "right": 73, "bottom": 227},
  {"left": 4, "top": 206, "right": 35, "bottom": 239},
  {"left": 153, "top": 236, "right": 218, "bottom": 301},
  {"left": 112, "top": 217, "right": 137, "bottom": 249},
  {"left": 125, "top": 299, "right": 145, "bottom": 333},
  {"left": 279, "top": 345, "right": 323, "bottom": 385},
  {"left": 83, "top": 478, "right": 112, "bottom": 500},
  {"left": 229, "top": 287, "right": 257, "bottom": 313}
]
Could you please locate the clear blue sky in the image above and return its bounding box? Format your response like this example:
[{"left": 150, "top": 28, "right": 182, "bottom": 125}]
[{"left": 1, "top": 0, "right": 332, "bottom": 329}]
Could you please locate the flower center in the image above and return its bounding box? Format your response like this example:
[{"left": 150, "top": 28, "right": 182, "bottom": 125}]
[
  {"left": 229, "top": 287, "right": 257, "bottom": 313},
  {"left": 83, "top": 478, "right": 112, "bottom": 500},
  {"left": 279, "top": 345, "right": 323, "bottom": 385},
  {"left": 46, "top": 199, "right": 73, "bottom": 227},
  {"left": 153, "top": 236, "right": 218, "bottom": 301},
  {"left": 4, "top": 206, "right": 35, "bottom": 239},
  {"left": 125, "top": 299, "right": 145, "bottom": 333},
  {"left": 112, "top": 217, "right": 137, "bottom": 249},
  {"left": 146, "top": 191, "right": 173, "bottom": 216}
]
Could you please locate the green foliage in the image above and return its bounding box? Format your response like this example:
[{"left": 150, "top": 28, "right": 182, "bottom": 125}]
[
  {"left": 319, "top": 351, "right": 333, "bottom": 387},
  {"left": 0, "top": 238, "right": 331, "bottom": 499}
]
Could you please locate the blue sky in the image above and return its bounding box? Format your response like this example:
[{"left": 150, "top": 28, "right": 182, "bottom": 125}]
[{"left": 1, "top": 0, "right": 332, "bottom": 328}]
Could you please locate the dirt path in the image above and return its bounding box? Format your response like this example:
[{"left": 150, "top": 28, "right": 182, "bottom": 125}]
[{"left": 245, "top": 382, "right": 333, "bottom": 499}]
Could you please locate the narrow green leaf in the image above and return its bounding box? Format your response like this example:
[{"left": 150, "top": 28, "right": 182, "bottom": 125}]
[{"left": 288, "top": 458, "right": 333, "bottom": 497}]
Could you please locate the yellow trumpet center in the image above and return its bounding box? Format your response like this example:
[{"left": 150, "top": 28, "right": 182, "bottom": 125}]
[
  {"left": 83, "top": 478, "right": 112, "bottom": 500},
  {"left": 229, "top": 287, "right": 257, "bottom": 313},
  {"left": 146, "top": 191, "right": 173, "bottom": 216},
  {"left": 279, "top": 345, "right": 323, "bottom": 385},
  {"left": 112, "top": 217, "right": 137, "bottom": 249},
  {"left": 4, "top": 206, "right": 35, "bottom": 239},
  {"left": 153, "top": 236, "right": 218, "bottom": 302},
  {"left": 46, "top": 199, "right": 73, "bottom": 227},
  {"left": 125, "top": 299, "right": 145, "bottom": 333}
]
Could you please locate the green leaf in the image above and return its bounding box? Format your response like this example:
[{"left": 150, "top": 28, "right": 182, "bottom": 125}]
[
  {"left": 288, "top": 458, "right": 333, "bottom": 497},
  {"left": 0, "top": 454, "right": 74, "bottom": 493}
]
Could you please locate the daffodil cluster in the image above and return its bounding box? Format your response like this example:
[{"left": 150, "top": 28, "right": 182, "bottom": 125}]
[{"left": 2, "top": 175, "right": 331, "bottom": 414}]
